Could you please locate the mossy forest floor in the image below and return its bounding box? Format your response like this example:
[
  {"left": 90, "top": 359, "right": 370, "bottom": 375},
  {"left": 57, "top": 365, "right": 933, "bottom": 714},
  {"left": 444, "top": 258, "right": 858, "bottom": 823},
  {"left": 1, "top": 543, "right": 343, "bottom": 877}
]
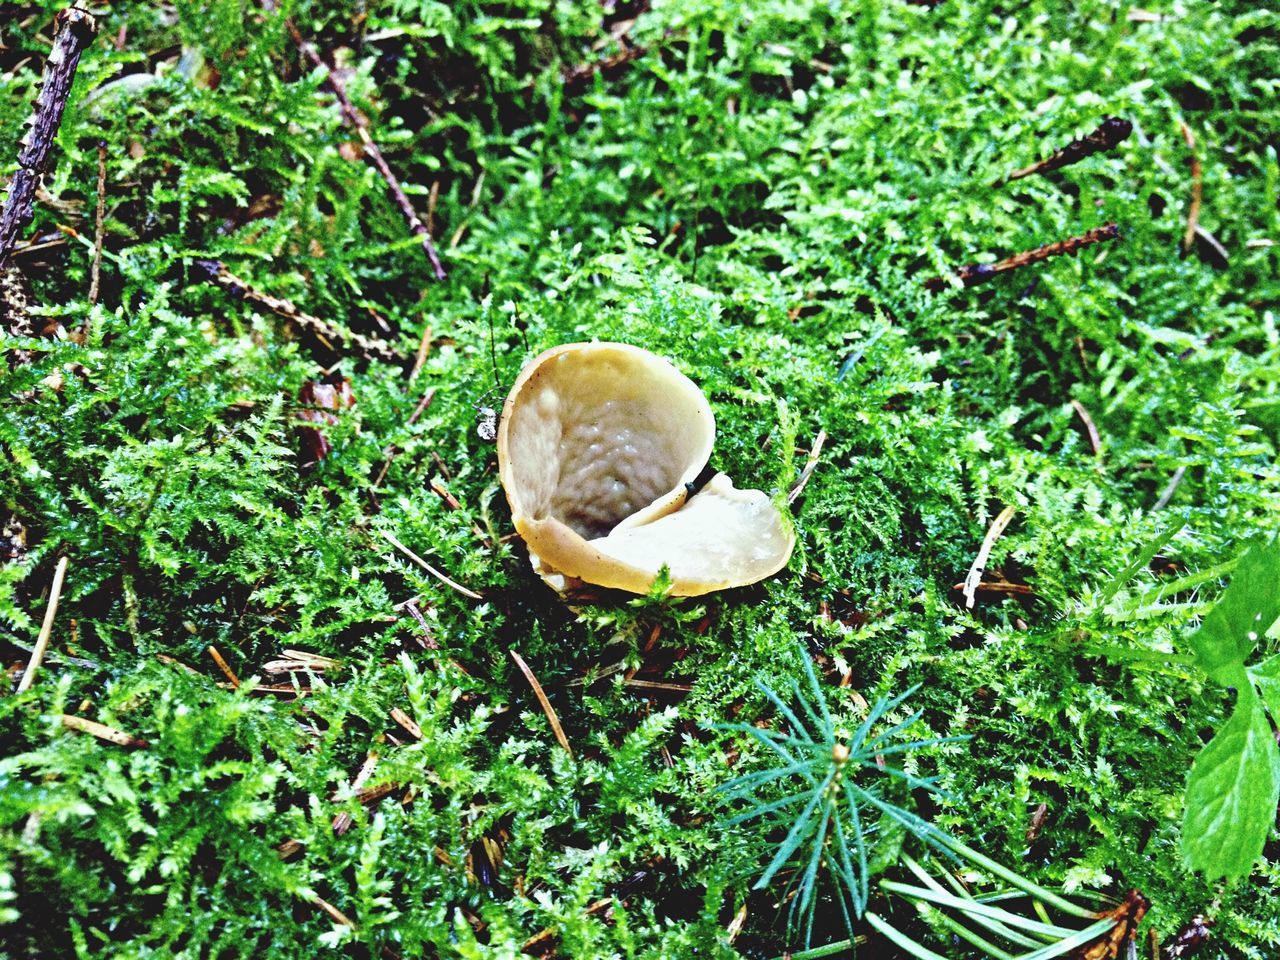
[{"left": 2, "top": 1, "right": 1279, "bottom": 957}]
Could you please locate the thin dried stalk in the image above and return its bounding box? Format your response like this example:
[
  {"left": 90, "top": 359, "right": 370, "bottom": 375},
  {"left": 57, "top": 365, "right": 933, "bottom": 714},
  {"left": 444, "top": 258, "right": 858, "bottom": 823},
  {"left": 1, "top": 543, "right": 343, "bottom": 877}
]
[
  {"left": 207, "top": 645, "right": 241, "bottom": 688},
  {"left": 378, "top": 528, "right": 482, "bottom": 600},
  {"left": 17, "top": 556, "right": 69, "bottom": 693},
  {"left": 788, "top": 429, "right": 827, "bottom": 505},
  {"left": 962, "top": 505, "right": 1017, "bottom": 609},
  {"left": 1071, "top": 399, "right": 1103, "bottom": 458}
]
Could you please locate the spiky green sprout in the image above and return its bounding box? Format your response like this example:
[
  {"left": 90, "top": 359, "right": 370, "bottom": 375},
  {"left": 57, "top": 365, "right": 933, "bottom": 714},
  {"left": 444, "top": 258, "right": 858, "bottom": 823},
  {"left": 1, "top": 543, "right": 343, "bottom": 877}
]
[
  {"left": 719, "top": 653, "right": 1141, "bottom": 960},
  {"left": 716, "top": 652, "right": 962, "bottom": 947}
]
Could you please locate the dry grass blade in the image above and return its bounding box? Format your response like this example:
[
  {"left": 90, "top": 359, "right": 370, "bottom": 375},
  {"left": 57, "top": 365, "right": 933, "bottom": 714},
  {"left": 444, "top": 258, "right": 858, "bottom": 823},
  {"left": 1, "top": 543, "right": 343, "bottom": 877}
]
[
  {"left": 511, "top": 650, "right": 573, "bottom": 756},
  {"left": 17, "top": 555, "right": 69, "bottom": 693},
  {"left": 788, "top": 428, "right": 827, "bottom": 505},
  {"left": 963, "top": 505, "right": 1017, "bottom": 609},
  {"left": 61, "top": 713, "right": 148, "bottom": 748}
]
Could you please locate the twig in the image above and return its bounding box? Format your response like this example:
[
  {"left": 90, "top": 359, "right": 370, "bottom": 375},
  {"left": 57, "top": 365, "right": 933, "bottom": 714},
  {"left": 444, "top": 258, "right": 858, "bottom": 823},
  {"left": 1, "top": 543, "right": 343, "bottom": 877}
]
[
  {"left": 378, "top": 528, "right": 482, "bottom": 600},
  {"left": 284, "top": 18, "right": 445, "bottom": 280},
  {"left": 60, "top": 713, "right": 148, "bottom": 748},
  {"left": 997, "top": 117, "right": 1132, "bottom": 185},
  {"left": 17, "top": 556, "right": 69, "bottom": 693},
  {"left": 87, "top": 140, "right": 106, "bottom": 306},
  {"left": 0, "top": 8, "right": 98, "bottom": 269},
  {"left": 207, "top": 644, "right": 241, "bottom": 688},
  {"left": 787, "top": 429, "right": 827, "bottom": 505},
  {"left": 510, "top": 650, "right": 573, "bottom": 757},
  {"left": 1179, "top": 121, "right": 1201, "bottom": 254},
  {"left": 1070, "top": 399, "right": 1102, "bottom": 458},
  {"left": 194, "top": 259, "right": 404, "bottom": 364},
  {"left": 924, "top": 223, "right": 1121, "bottom": 292},
  {"left": 962, "top": 505, "right": 1017, "bottom": 609}
]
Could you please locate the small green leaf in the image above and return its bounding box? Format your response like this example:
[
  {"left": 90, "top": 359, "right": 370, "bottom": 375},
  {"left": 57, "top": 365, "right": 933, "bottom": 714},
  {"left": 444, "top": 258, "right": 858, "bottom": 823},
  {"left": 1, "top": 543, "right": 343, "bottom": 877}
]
[
  {"left": 1188, "top": 538, "right": 1280, "bottom": 686},
  {"left": 1181, "top": 686, "right": 1280, "bottom": 881}
]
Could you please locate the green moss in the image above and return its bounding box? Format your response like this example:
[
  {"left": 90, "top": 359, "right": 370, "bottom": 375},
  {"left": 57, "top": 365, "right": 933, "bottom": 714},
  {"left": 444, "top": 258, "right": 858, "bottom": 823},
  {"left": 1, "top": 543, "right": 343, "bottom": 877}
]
[{"left": 2, "top": 0, "right": 1278, "bottom": 956}]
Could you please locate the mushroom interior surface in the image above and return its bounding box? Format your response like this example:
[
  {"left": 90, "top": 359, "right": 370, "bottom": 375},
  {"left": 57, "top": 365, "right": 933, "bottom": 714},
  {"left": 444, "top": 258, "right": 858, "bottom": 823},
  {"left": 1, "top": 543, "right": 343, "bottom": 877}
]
[
  {"left": 497, "top": 341, "right": 794, "bottom": 596},
  {"left": 499, "top": 342, "right": 714, "bottom": 539}
]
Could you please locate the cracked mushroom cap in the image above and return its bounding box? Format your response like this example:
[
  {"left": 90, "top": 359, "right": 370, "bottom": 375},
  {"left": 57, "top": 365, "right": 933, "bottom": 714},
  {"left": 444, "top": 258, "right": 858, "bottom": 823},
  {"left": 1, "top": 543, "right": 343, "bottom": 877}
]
[{"left": 497, "top": 342, "right": 795, "bottom": 596}]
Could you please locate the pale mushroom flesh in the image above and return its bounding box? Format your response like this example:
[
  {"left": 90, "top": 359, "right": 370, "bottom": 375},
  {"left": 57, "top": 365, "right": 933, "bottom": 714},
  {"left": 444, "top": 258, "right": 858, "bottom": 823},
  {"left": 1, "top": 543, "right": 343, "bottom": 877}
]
[{"left": 497, "top": 342, "right": 795, "bottom": 597}]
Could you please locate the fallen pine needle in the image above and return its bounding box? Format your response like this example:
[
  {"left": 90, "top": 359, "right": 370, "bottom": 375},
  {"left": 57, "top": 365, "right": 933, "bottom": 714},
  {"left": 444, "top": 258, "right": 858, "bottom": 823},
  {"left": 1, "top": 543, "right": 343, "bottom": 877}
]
[
  {"left": 17, "top": 556, "right": 69, "bottom": 693},
  {"left": 61, "top": 713, "right": 148, "bottom": 748},
  {"left": 378, "top": 528, "right": 482, "bottom": 600},
  {"left": 963, "top": 505, "right": 1017, "bottom": 610},
  {"left": 511, "top": 650, "right": 573, "bottom": 757}
]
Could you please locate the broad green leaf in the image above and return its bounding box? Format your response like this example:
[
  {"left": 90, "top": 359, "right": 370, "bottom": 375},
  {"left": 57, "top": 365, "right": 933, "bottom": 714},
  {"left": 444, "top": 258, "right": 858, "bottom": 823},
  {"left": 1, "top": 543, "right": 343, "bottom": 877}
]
[
  {"left": 1188, "top": 538, "right": 1280, "bottom": 686},
  {"left": 1181, "top": 687, "right": 1280, "bottom": 881}
]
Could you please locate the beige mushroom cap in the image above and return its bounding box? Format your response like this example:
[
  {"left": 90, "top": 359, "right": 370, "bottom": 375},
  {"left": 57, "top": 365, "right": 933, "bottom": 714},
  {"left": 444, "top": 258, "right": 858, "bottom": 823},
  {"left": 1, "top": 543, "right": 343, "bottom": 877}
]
[{"left": 496, "top": 342, "right": 795, "bottom": 597}]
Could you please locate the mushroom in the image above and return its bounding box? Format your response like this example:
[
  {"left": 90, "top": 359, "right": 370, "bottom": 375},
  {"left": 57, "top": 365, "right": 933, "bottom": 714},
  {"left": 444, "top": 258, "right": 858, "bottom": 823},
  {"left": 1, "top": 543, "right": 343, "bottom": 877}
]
[{"left": 496, "top": 342, "right": 795, "bottom": 597}]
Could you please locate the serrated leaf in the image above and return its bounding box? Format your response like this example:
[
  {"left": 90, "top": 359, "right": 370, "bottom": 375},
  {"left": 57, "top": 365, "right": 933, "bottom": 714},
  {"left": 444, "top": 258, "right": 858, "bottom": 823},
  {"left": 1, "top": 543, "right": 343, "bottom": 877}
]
[
  {"left": 1188, "top": 538, "right": 1280, "bottom": 686},
  {"left": 1181, "top": 686, "right": 1280, "bottom": 881},
  {"left": 1248, "top": 653, "right": 1280, "bottom": 723}
]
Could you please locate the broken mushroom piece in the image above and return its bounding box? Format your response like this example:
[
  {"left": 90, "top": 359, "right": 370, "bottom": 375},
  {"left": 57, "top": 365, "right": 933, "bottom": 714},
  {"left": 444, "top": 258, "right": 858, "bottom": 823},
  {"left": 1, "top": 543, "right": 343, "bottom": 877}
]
[{"left": 497, "top": 342, "right": 795, "bottom": 597}]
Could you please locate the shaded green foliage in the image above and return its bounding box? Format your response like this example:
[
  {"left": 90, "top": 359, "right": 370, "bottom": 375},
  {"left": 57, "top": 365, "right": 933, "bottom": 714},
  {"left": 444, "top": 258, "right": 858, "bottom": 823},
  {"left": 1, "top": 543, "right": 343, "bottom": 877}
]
[{"left": 2, "top": 0, "right": 1279, "bottom": 956}]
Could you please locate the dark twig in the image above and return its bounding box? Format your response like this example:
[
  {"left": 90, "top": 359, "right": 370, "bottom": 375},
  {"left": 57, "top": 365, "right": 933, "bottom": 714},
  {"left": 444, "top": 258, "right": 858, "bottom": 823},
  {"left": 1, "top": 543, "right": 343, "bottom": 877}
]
[
  {"left": 284, "top": 18, "right": 446, "bottom": 280},
  {"left": 194, "top": 259, "right": 405, "bottom": 364},
  {"left": 997, "top": 116, "right": 1132, "bottom": 186},
  {"left": 924, "top": 223, "right": 1121, "bottom": 292},
  {"left": 0, "top": 8, "right": 98, "bottom": 270},
  {"left": 87, "top": 140, "right": 106, "bottom": 307}
]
